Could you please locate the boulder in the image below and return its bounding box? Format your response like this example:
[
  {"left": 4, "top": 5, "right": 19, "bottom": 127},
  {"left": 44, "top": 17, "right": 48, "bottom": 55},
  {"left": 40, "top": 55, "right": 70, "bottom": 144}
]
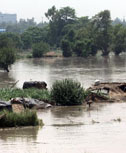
[
  {"left": 0, "top": 101, "right": 12, "bottom": 111},
  {"left": 23, "top": 81, "right": 47, "bottom": 89}
]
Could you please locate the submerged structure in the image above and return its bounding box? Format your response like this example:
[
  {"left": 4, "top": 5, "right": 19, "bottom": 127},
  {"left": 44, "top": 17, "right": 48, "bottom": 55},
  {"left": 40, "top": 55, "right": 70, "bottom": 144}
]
[{"left": 88, "top": 82, "right": 126, "bottom": 102}]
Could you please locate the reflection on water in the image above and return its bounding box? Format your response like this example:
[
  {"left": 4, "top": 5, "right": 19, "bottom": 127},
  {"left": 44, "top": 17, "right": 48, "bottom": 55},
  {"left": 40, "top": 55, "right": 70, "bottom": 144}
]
[
  {"left": 0, "top": 72, "right": 15, "bottom": 88},
  {"left": 0, "top": 127, "right": 40, "bottom": 153},
  {"left": 0, "top": 127, "right": 39, "bottom": 141},
  {"left": 1, "top": 55, "right": 126, "bottom": 88}
]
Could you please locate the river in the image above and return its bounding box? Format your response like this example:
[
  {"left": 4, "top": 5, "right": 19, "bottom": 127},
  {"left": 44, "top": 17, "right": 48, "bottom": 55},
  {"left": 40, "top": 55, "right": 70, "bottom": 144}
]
[
  {"left": 0, "top": 56, "right": 126, "bottom": 153},
  {"left": 1, "top": 55, "right": 126, "bottom": 88}
]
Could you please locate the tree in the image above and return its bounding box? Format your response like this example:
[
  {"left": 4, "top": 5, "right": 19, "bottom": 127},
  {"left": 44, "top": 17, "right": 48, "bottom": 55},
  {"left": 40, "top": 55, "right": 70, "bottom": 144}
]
[
  {"left": 74, "top": 26, "right": 98, "bottom": 57},
  {"left": 45, "top": 6, "right": 76, "bottom": 46},
  {"left": 32, "top": 41, "right": 49, "bottom": 58},
  {"left": 61, "top": 40, "right": 72, "bottom": 57},
  {"left": 21, "top": 26, "right": 49, "bottom": 49},
  {"left": 91, "top": 10, "right": 112, "bottom": 56},
  {"left": 74, "top": 39, "right": 93, "bottom": 57},
  {"left": 2, "top": 32, "right": 23, "bottom": 49},
  {"left": 112, "top": 24, "right": 126, "bottom": 55},
  {"left": 0, "top": 47, "right": 16, "bottom": 72},
  {"left": 0, "top": 34, "right": 14, "bottom": 48},
  {"left": 0, "top": 33, "right": 16, "bottom": 72},
  {"left": 21, "top": 32, "right": 32, "bottom": 49}
]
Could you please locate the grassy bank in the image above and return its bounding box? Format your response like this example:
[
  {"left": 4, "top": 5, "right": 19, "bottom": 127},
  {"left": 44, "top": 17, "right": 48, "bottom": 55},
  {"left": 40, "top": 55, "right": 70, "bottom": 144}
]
[
  {"left": 0, "top": 110, "right": 42, "bottom": 128},
  {"left": 0, "top": 88, "right": 51, "bottom": 101}
]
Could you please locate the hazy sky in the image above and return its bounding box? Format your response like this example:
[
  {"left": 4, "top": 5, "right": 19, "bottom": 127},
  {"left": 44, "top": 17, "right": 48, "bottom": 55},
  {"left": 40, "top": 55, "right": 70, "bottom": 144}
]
[{"left": 0, "top": 0, "right": 126, "bottom": 22}]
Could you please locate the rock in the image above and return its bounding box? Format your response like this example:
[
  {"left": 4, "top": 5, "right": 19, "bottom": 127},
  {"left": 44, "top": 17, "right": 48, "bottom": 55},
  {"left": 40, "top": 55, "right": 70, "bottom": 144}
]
[
  {"left": 0, "top": 101, "right": 12, "bottom": 111},
  {"left": 10, "top": 98, "right": 52, "bottom": 110},
  {"left": 23, "top": 81, "right": 47, "bottom": 89},
  {"left": 11, "top": 98, "right": 24, "bottom": 105},
  {"left": 94, "top": 80, "right": 100, "bottom": 86},
  {"left": 23, "top": 98, "right": 52, "bottom": 109}
]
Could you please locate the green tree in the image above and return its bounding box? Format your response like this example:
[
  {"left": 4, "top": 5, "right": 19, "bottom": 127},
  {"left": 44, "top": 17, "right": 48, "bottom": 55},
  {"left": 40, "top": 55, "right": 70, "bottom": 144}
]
[
  {"left": 45, "top": 6, "right": 76, "bottom": 46},
  {"left": 0, "top": 34, "right": 14, "bottom": 48},
  {"left": 0, "top": 47, "right": 16, "bottom": 72},
  {"left": 0, "top": 34, "right": 16, "bottom": 72},
  {"left": 74, "top": 40, "right": 93, "bottom": 57},
  {"left": 2, "top": 32, "right": 23, "bottom": 49},
  {"left": 32, "top": 41, "right": 49, "bottom": 58},
  {"left": 61, "top": 40, "right": 72, "bottom": 57},
  {"left": 112, "top": 24, "right": 126, "bottom": 55},
  {"left": 74, "top": 26, "right": 97, "bottom": 57},
  {"left": 21, "top": 32, "right": 32, "bottom": 49},
  {"left": 91, "top": 10, "right": 112, "bottom": 56},
  {"left": 21, "top": 26, "right": 49, "bottom": 49}
]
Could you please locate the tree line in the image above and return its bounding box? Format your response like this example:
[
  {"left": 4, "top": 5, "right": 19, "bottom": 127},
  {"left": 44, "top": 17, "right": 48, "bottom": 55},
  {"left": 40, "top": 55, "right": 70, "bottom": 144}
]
[{"left": 1, "top": 6, "right": 126, "bottom": 71}]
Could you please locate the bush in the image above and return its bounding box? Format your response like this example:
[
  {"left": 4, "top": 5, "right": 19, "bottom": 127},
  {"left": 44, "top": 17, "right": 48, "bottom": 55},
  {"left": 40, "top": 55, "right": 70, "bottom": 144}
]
[
  {"left": 51, "top": 79, "right": 85, "bottom": 106},
  {"left": 32, "top": 41, "right": 49, "bottom": 58},
  {"left": 0, "top": 110, "right": 41, "bottom": 127}
]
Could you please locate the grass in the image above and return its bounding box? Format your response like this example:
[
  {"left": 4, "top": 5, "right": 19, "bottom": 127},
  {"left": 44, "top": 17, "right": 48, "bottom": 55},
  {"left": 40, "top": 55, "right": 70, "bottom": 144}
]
[
  {"left": 0, "top": 88, "right": 51, "bottom": 101},
  {"left": 0, "top": 109, "right": 42, "bottom": 128}
]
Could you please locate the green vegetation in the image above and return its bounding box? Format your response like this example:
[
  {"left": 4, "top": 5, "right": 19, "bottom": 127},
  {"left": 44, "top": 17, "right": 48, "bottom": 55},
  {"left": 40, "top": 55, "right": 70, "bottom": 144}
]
[
  {"left": 0, "top": 34, "right": 16, "bottom": 72},
  {"left": 1, "top": 7, "right": 126, "bottom": 72},
  {"left": 0, "top": 110, "right": 41, "bottom": 127},
  {"left": 0, "top": 88, "right": 51, "bottom": 101},
  {"left": 32, "top": 41, "right": 49, "bottom": 58},
  {"left": 0, "top": 47, "right": 16, "bottom": 72},
  {"left": 61, "top": 40, "right": 72, "bottom": 57},
  {"left": 91, "top": 10, "right": 112, "bottom": 56},
  {"left": 51, "top": 79, "right": 85, "bottom": 106}
]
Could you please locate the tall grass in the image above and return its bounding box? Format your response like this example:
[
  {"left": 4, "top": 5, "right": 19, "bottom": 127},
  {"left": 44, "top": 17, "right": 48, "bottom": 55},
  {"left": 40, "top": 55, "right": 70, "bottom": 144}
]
[
  {"left": 0, "top": 88, "right": 51, "bottom": 101},
  {"left": 0, "top": 110, "right": 41, "bottom": 127}
]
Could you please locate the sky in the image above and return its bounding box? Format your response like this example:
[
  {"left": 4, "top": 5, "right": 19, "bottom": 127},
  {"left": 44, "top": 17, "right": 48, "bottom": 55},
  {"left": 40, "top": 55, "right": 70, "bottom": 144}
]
[{"left": 0, "top": 0, "right": 126, "bottom": 23}]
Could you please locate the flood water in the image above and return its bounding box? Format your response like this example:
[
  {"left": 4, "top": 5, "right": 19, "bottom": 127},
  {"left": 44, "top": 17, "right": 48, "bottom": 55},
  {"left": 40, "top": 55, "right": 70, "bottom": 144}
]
[
  {"left": 1, "top": 55, "right": 126, "bottom": 88},
  {"left": 1, "top": 55, "right": 126, "bottom": 153},
  {"left": 1, "top": 104, "right": 126, "bottom": 153}
]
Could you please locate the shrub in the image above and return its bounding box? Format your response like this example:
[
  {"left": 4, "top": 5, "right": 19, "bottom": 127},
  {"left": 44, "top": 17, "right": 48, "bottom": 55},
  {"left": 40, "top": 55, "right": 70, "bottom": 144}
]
[
  {"left": 51, "top": 79, "right": 85, "bottom": 106},
  {"left": 32, "top": 41, "right": 49, "bottom": 58},
  {"left": 0, "top": 109, "right": 41, "bottom": 127}
]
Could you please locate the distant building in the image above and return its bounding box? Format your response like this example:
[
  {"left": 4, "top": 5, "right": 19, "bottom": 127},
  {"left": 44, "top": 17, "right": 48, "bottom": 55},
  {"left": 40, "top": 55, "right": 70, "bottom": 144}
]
[
  {"left": 0, "top": 28, "right": 6, "bottom": 32},
  {"left": 0, "top": 13, "right": 17, "bottom": 24}
]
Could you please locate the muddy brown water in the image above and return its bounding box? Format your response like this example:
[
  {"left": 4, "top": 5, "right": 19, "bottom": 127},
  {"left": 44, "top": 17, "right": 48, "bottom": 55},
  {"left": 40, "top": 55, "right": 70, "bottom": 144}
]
[
  {"left": 1, "top": 55, "right": 126, "bottom": 89},
  {"left": 1, "top": 56, "right": 126, "bottom": 153}
]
